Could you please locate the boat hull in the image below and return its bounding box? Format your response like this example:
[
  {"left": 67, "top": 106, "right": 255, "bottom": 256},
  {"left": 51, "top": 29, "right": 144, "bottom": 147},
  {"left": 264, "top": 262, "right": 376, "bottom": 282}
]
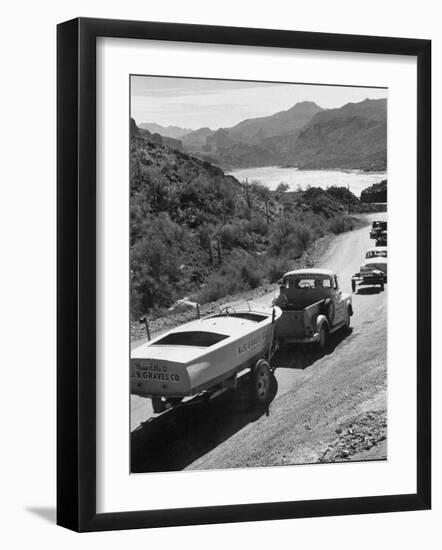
[{"left": 131, "top": 313, "right": 277, "bottom": 398}]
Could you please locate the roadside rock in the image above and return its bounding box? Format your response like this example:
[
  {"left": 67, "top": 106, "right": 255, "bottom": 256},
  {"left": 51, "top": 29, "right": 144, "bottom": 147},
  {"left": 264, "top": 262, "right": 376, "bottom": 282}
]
[{"left": 317, "top": 410, "right": 387, "bottom": 463}]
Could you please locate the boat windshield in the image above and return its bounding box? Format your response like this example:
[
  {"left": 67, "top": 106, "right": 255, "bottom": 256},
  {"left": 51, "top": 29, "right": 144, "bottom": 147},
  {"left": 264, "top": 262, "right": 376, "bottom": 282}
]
[
  {"left": 210, "top": 312, "right": 268, "bottom": 322},
  {"left": 151, "top": 331, "right": 229, "bottom": 347}
]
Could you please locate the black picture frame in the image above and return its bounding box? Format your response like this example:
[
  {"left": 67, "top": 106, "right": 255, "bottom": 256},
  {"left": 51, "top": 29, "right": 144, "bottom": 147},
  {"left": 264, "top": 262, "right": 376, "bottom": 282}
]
[{"left": 57, "top": 17, "right": 431, "bottom": 532}]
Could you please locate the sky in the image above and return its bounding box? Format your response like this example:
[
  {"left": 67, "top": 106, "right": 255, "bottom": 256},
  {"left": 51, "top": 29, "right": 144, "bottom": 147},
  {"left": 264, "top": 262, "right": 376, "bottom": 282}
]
[{"left": 130, "top": 75, "right": 387, "bottom": 131}]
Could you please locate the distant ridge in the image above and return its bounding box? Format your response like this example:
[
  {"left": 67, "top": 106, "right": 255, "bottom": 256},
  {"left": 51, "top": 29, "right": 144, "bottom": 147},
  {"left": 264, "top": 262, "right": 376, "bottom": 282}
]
[
  {"left": 229, "top": 101, "right": 323, "bottom": 141},
  {"left": 132, "top": 119, "right": 183, "bottom": 150},
  {"left": 139, "top": 122, "right": 192, "bottom": 140},
  {"left": 181, "top": 127, "right": 214, "bottom": 149}
]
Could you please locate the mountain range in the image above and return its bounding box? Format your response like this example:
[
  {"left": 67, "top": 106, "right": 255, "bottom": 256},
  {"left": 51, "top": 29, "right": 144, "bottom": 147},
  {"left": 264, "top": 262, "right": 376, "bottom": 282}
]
[
  {"left": 138, "top": 122, "right": 192, "bottom": 139},
  {"left": 137, "top": 97, "right": 387, "bottom": 171}
]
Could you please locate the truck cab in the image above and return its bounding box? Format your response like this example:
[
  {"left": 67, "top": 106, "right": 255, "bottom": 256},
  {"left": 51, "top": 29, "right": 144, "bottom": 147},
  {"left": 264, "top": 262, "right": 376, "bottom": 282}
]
[{"left": 274, "top": 269, "right": 353, "bottom": 349}]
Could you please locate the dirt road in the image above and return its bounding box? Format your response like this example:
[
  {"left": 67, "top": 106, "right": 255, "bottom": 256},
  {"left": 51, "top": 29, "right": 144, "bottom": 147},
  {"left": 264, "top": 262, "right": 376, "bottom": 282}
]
[{"left": 131, "top": 213, "right": 387, "bottom": 472}]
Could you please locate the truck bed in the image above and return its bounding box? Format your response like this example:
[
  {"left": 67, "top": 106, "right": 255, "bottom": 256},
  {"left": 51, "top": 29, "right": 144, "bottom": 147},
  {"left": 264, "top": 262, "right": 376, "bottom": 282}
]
[{"left": 275, "top": 299, "right": 324, "bottom": 341}]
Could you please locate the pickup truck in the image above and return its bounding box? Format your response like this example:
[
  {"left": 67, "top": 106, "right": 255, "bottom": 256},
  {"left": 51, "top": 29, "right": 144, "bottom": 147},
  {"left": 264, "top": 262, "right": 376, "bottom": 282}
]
[{"left": 273, "top": 268, "right": 353, "bottom": 349}]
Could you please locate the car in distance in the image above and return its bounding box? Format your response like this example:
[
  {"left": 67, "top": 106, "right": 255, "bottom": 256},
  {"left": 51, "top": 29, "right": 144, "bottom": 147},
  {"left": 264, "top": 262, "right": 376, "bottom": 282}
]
[
  {"left": 370, "top": 220, "right": 387, "bottom": 239},
  {"left": 375, "top": 231, "right": 387, "bottom": 247},
  {"left": 273, "top": 268, "right": 353, "bottom": 350},
  {"left": 351, "top": 246, "right": 387, "bottom": 292},
  {"left": 365, "top": 246, "right": 387, "bottom": 263}
]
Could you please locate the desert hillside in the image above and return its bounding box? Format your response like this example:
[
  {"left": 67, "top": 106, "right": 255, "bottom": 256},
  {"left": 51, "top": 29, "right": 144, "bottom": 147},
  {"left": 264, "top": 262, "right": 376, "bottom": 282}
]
[{"left": 130, "top": 119, "right": 379, "bottom": 319}]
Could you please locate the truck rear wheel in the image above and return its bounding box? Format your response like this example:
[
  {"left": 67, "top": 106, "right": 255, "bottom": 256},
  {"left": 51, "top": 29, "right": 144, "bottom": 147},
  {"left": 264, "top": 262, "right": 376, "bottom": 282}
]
[{"left": 250, "top": 360, "right": 271, "bottom": 405}]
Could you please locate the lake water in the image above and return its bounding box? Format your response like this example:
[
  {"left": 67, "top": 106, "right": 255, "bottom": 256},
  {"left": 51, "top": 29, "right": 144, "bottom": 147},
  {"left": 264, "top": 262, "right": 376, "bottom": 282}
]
[{"left": 227, "top": 166, "right": 387, "bottom": 198}]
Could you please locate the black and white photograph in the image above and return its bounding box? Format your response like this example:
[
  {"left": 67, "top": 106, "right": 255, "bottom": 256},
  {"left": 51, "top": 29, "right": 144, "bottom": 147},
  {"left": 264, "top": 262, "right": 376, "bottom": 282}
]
[
  {"left": 0, "top": 0, "right": 435, "bottom": 542},
  {"left": 129, "top": 76, "right": 388, "bottom": 473}
]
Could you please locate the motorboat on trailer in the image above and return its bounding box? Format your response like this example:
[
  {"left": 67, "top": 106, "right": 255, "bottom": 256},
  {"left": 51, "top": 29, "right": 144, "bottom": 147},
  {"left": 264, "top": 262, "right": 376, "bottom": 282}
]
[{"left": 131, "top": 305, "right": 281, "bottom": 412}]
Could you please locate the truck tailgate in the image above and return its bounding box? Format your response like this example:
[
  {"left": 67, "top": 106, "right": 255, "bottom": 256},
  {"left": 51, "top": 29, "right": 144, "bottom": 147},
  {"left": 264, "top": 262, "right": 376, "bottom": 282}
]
[{"left": 275, "top": 300, "right": 322, "bottom": 340}]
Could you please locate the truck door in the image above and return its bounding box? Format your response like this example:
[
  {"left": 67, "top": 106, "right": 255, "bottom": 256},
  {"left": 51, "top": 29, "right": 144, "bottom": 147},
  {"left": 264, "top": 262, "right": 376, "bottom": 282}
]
[{"left": 333, "top": 275, "right": 345, "bottom": 325}]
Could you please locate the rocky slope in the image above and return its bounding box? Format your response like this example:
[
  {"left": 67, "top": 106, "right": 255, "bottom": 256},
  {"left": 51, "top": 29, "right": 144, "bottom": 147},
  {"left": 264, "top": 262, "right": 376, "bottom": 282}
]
[
  {"left": 360, "top": 179, "right": 387, "bottom": 203},
  {"left": 291, "top": 98, "right": 387, "bottom": 170}
]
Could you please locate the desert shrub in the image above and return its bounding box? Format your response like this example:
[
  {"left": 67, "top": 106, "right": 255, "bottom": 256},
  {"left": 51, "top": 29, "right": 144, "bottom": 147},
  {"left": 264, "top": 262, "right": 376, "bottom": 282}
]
[
  {"left": 239, "top": 257, "right": 264, "bottom": 289},
  {"left": 268, "top": 217, "right": 312, "bottom": 258},
  {"left": 246, "top": 215, "right": 269, "bottom": 236},
  {"left": 196, "top": 223, "right": 214, "bottom": 248},
  {"left": 266, "top": 256, "right": 292, "bottom": 283},
  {"left": 304, "top": 187, "right": 344, "bottom": 218},
  {"left": 178, "top": 174, "right": 238, "bottom": 226},
  {"left": 218, "top": 222, "right": 255, "bottom": 250},
  {"left": 130, "top": 213, "right": 192, "bottom": 316},
  {"left": 328, "top": 215, "right": 355, "bottom": 234},
  {"left": 219, "top": 224, "right": 238, "bottom": 249},
  {"left": 296, "top": 223, "right": 312, "bottom": 251},
  {"left": 194, "top": 276, "right": 240, "bottom": 304},
  {"left": 193, "top": 255, "right": 264, "bottom": 304},
  {"left": 275, "top": 182, "right": 289, "bottom": 194}
]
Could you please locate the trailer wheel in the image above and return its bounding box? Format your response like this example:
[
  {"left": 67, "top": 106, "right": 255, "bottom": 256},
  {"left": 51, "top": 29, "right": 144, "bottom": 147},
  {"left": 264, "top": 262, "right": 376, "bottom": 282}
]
[
  {"left": 250, "top": 360, "right": 272, "bottom": 404},
  {"left": 152, "top": 397, "right": 166, "bottom": 414},
  {"left": 318, "top": 323, "right": 329, "bottom": 350}
]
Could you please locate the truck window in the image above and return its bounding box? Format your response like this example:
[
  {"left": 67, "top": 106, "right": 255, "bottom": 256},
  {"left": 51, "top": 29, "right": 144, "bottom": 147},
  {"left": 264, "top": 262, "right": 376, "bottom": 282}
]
[{"left": 289, "top": 277, "right": 333, "bottom": 289}]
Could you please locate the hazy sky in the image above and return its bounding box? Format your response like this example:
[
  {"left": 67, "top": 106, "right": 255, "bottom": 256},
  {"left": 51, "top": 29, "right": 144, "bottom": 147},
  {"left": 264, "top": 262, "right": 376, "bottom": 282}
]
[{"left": 131, "top": 76, "right": 387, "bottom": 131}]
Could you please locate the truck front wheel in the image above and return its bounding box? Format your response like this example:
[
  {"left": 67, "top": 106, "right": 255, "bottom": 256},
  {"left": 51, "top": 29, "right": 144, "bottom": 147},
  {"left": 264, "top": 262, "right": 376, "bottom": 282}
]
[
  {"left": 344, "top": 306, "right": 351, "bottom": 330},
  {"left": 250, "top": 360, "right": 272, "bottom": 405},
  {"left": 318, "top": 324, "right": 329, "bottom": 350}
]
